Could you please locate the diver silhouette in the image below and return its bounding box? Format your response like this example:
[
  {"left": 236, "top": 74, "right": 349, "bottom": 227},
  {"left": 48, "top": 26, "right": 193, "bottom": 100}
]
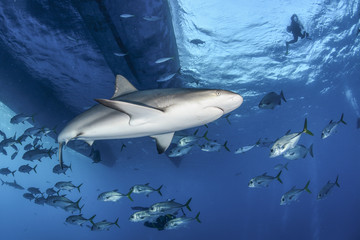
[{"left": 285, "top": 14, "right": 311, "bottom": 54}]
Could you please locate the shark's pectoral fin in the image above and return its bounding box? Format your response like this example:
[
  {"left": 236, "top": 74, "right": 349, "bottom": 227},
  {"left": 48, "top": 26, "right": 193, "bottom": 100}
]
[
  {"left": 95, "top": 99, "right": 164, "bottom": 126},
  {"left": 151, "top": 132, "right": 175, "bottom": 154}
]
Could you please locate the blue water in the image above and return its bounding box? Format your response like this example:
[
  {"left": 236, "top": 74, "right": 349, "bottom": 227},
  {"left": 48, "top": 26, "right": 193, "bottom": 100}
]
[{"left": 0, "top": 0, "right": 360, "bottom": 239}]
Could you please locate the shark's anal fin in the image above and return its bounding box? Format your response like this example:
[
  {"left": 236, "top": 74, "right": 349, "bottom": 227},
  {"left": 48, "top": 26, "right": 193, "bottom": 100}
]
[
  {"left": 112, "top": 75, "right": 138, "bottom": 98},
  {"left": 151, "top": 132, "right": 175, "bottom": 154},
  {"left": 95, "top": 99, "right": 164, "bottom": 126}
]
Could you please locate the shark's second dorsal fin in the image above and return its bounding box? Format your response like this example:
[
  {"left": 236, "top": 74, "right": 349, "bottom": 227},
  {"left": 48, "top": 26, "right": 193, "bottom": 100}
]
[{"left": 112, "top": 75, "right": 138, "bottom": 99}]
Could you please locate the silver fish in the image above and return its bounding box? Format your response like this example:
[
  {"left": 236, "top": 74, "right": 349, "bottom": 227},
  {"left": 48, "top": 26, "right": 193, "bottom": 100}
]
[
  {"left": 55, "top": 181, "right": 83, "bottom": 192},
  {"left": 259, "top": 91, "right": 286, "bottom": 109},
  {"left": 164, "top": 212, "right": 201, "bottom": 230},
  {"left": 97, "top": 189, "right": 133, "bottom": 202},
  {"left": 18, "top": 164, "right": 37, "bottom": 174},
  {"left": 280, "top": 180, "right": 311, "bottom": 205},
  {"left": 283, "top": 144, "right": 314, "bottom": 160},
  {"left": 66, "top": 214, "right": 96, "bottom": 226},
  {"left": 149, "top": 198, "right": 192, "bottom": 214},
  {"left": 321, "top": 113, "right": 347, "bottom": 139},
  {"left": 168, "top": 145, "right": 193, "bottom": 157},
  {"left": 317, "top": 175, "right": 340, "bottom": 200},
  {"left": 248, "top": 171, "right": 283, "bottom": 188},
  {"left": 274, "top": 162, "right": 289, "bottom": 171},
  {"left": 0, "top": 179, "right": 24, "bottom": 190},
  {"left": 201, "top": 140, "right": 230, "bottom": 152},
  {"left": 270, "top": 119, "right": 313, "bottom": 158},
  {"left": 130, "top": 183, "right": 163, "bottom": 196},
  {"left": 90, "top": 218, "right": 120, "bottom": 231}
]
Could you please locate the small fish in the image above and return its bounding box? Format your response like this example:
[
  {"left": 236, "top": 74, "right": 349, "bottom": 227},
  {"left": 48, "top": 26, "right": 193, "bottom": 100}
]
[
  {"left": 55, "top": 181, "right": 83, "bottom": 192},
  {"left": 46, "top": 187, "right": 60, "bottom": 196},
  {"left": 22, "top": 147, "right": 56, "bottom": 161},
  {"left": 143, "top": 16, "right": 161, "bottom": 21},
  {"left": 120, "top": 14, "right": 135, "bottom": 18},
  {"left": 270, "top": 119, "right": 313, "bottom": 158},
  {"left": 317, "top": 175, "right": 340, "bottom": 200},
  {"left": 64, "top": 200, "right": 84, "bottom": 214},
  {"left": 27, "top": 187, "right": 42, "bottom": 195},
  {"left": 190, "top": 39, "right": 205, "bottom": 45},
  {"left": 10, "top": 113, "right": 35, "bottom": 124},
  {"left": 258, "top": 91, "right": 286, "bottom": 109},
  {"left": 164, "top": 212, "right": 201, "bottom": 230},
  {"left": 321, "top": 113, "right": 347, "bottom": 139},
  {"left": 201, "top": 140, "right": 230, "bottom": 152},
  {"left": 0, "top": 130, "right": 6, "bottom": 139},
  {"left": 177, "top": 130, "right": 208, "bottom": 147},
  {"left": 16, "top": 134, "right": 29, "bottom": 144},
  {"left": 168, "top": 145, "right": 193, "bottom": 157},
  {"left": 149, "top": 198, "right": 192, "bottom": 214},
  {"left": 156, "top": 73, "right": 177, "bottom": 83},
  {"left": 274, "top": 162, "right": 289, "bottom": 171},
  {"left": 53, "top": 163, "right": 72, "bottom": 175},
  {"left": 0, "top": 167, "right": 16, "bottom": 177},
  {"left": 11, "top": 151, "right": 18, "bottom": 160},
  {"left": 234, "top": 144, "right": 256, "bottom": 154},
  {"left": 129, "top": 210, "right": 155, "bottom": 222},
  {"left": 23, "top": 127, "right": 40, "bottom": 136},
  {"left": 24, "top": 143, "right": 33, "bottom": 151},
  {"left": 0, "top": 179, "right": 24, "bottom": 190},
  {"left": 280, "top": 180, "right": 311, "bottom": 205},
  {"left": 283, "top": 144, "right": 314, "bottom": 160},
  {"left": 0, "top": 147, "right": 7, "bottom": 155},
  {"left": 155, "top": 57, "right": 174, "bottom": 64},
  {"left": 46, "top": 196, "right": 79, "bottom": 209},
  {"left": 113, "top": 52, "right": 127, "bottom": 57},
  {"left": 66, "top": 214, "right": 96, "bottom": 226},
  {"left": 23, "top": 193, "right": 35, "bottom": 201},
  {"left": 248, "top": 171, "right": 283, "bottom": 188},
  {"left": 130, "top": 183, "right": 163, "bottom": 197},
  {"left": 34, "top": 196, "right": 46, "bottom": 205},
  {"left": 97, "top": 189, "right": 133, "bottom": 202},
  {"left": 90, "top": 218, "right": 120, "bottom": 231},
  {"left": 10, "top": 144, "right": 18, "bottom": 151},
  {"left": 18, "top": 164, "right": 37, "bottom": 174}
]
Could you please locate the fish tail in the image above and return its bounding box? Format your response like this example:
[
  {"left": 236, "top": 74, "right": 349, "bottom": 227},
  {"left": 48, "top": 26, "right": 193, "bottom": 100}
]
[
  {"left": 223, "top": 141, "right": 230, "bottom": 152},
  {"left": 114, "top": 218, "right": 120, "bottom": 228},
  {"left": 33, "top": 165, "right": 37, "bottom": 174},
  {"left": 126, "top": 189, "right": 134, "bottom": 202},
  {"left": 195, "top": 212, "right": 201, "bottom": 223},
  {"left": 309, "top": 144, "right": 314, "bottom": 157},
  {"left": 193, "top": 129, "right": 199, "bottom": 136},
  {"left": 79, "top": 204, "right": 85, "bottom": 214},
  {"left": 77, "top": 183, "right": 83, "bottom": 193},
  {"left": 75, "top": 197, "right": 82, "bottom": 207},
  {"left": 302, "top": 118, "right": 314, "bottom": 136},
  {"left": 184, "top": 197, "right": 192, "bottom": 211},
  {"left": 88, "top": 215, "right": 96, "bottom": 224},
  {"left": 156, "top": 185, "right": 163, "bottom": 196},
  {"left": 284, "top": 162, "right": 289, "bottom": 171},
  {"left": 59, "top": 142, "right": 64, "bottom": 169},
  {"left": 11, "top": 170, "right": 16, "bottom": 177},
  {"left": 304, "top": 180, "right": 311, "bottom": 194},
  {"left": 335, "top": 175, "right": 340, "bottom": 188},
  {"left": 203, "top": 131, "right": 210, "bottom": 141},
  {"left": 280, "top": 90, "right": 287, "bottom": 102},
  {"left": 276, "top": 171, "right": 283, "bottom": 184},
  {"left": 47, "top": 147, "right": 53, "bottom": 159},
  {"left": 0, "top": 178, "right": 4, "bottom": 185},
  {"left": 339, "top": 113, "right": 347, "bottom": 125}
]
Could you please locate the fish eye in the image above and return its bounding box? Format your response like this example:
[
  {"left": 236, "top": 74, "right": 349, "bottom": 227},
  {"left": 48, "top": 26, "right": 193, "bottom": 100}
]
[{"left": 281, "top": 198, "right": 284, "bottom": 202}]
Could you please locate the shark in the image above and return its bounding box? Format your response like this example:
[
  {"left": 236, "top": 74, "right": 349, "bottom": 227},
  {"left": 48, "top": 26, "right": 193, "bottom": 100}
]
[{"left": 58, "top": 75, "right": 243, "bottom": 167}]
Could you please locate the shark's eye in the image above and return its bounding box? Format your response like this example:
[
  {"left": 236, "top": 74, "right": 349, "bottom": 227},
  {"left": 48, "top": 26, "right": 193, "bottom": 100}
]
[{"left": 216, "top": 90, "right": 221, "bottom": 96}]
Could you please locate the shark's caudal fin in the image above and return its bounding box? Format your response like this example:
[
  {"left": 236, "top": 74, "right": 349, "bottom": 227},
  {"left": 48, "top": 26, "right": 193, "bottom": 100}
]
[{"left": 111, "top": 75, "right": 138, "bottom": 98}]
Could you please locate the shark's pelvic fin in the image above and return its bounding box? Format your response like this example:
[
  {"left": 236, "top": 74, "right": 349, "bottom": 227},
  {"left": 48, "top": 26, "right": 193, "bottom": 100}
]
[
  {"left": 151, "top": 132, "right": 175, "bottom": 154},
  {"left": 95, "top": 99, "right": 164, "bottom": 126},
  {"left": 112, "top": 75, "right": 138, "bottom": 99}
]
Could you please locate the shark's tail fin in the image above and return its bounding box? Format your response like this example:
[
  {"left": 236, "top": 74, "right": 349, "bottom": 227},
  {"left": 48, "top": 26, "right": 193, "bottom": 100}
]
[
  {"left": 303, "top": 180, "right": 311, "bottom": 194},
  {"left": 302, "top": 118, "right": 314, "bottom": 136},
  {"left": 156, "top": 185, "right": 163, "bottom": 196},
  {"left": 280, "top": 90, "right": 287, "bottom": 102},
  {"left": 335, "top": 175, "right": 340, "bottom": 188},
  {"left": 275, "top": 171, "right": 283, "bottom": 184},
  {"left": 338, "top": 113, "right": 347, "bottom": 125},
  {"left": 309, "top": 144, "right": 314, "bottom": 158}
]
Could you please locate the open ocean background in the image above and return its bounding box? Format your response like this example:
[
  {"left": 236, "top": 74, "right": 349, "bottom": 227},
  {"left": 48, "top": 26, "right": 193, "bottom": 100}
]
[{"left": 0, "top": 0, "right": 359, "bottom": 239}]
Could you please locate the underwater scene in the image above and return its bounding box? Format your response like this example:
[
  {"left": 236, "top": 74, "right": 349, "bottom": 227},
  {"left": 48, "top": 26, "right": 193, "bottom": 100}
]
[{"left": 0, "top": 0, "right": 359, "bottom": 239}]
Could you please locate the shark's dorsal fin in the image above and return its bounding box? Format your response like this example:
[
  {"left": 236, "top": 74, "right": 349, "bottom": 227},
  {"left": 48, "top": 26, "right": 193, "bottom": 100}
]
[
  {"left": 95, "top": 99, "right": 164, "bottom": 126},
  {"left": 112, "top": 75, "right": 138, "bottom": 99}
]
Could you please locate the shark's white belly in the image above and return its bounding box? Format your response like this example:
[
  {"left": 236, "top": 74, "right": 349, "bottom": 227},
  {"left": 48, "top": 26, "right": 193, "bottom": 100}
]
[{"left": 71, "top": 103, "right": 223, "bottom": 141}]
